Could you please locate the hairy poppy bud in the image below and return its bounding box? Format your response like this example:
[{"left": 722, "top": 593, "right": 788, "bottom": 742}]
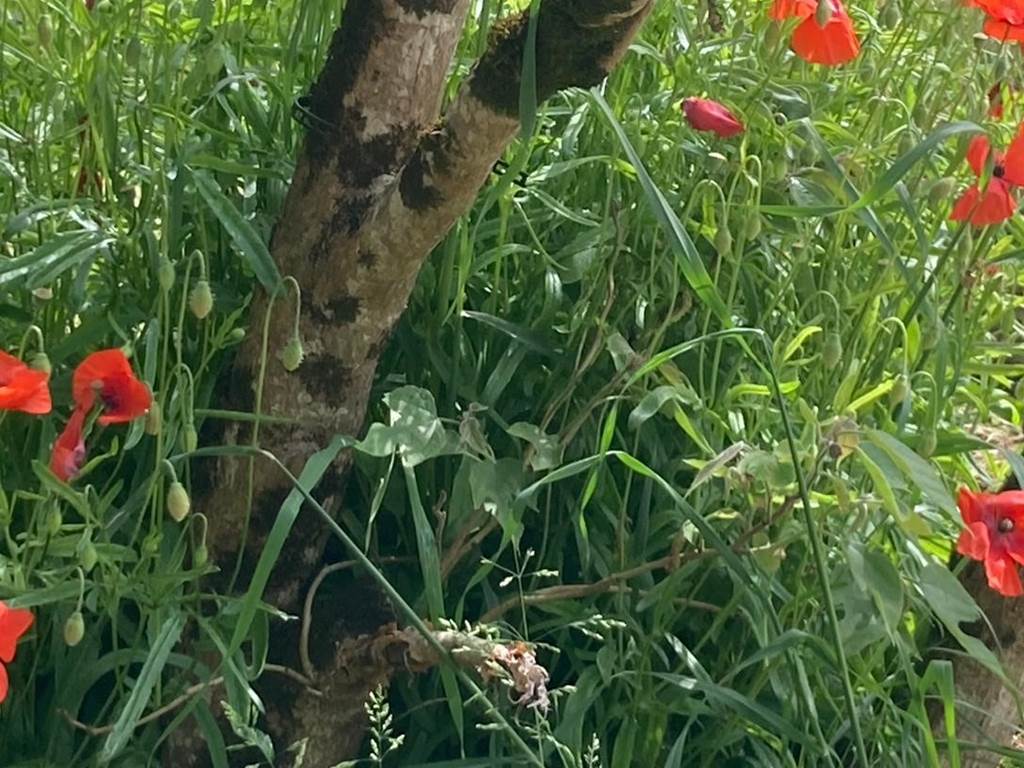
[
  {"left": 142, "top": 531, "right": 162, "bottom": 556},
  {"left": 194, "top": 543, "right": 208, "bottom": 568},
  {"left": 182, "top": 424, "right": 198, "bottom": 453},
  {"left": 919, "top": 428, "right": 937, "bottom": 459},
  {"left": 95, "top": 0, "right": 113, "bottom": 14},
  {"left": 928, "top": 177, "right": 956, "bottom": 205},
  {"left": 167, "top": 481, "right": 191, "bottom": 522},
  {"left": 64, "top": 611, "right": 85, "bottom": 647},
  {"left": 822, "top": 332, "right": 842, "bottom": 370},
  {"left": 714, "top": 227, "right": 733, "bottom": 257},
  {"left": 228, "top": 328, "right": 246, "bottom": 343},
  {"left": 890, "top": 375, "right": 909, "bottom": 405},
  {"left": 744, "top": 215, "right": 762, "bottom": 240},
  {"left": 44, "top": 507, "right": 62, "bottom": 536},
  {"left": 30, "top": 352, "right": 51, "bottom": 375},
  {"left": 145, "top": 406, "right": 161, "bottom": 436},
  {"left": 157, "top": 257, "right": 175, "bottom": 292},
  {"left": 81, "top": 541, "right": 98, "bottom": 573},
  {"left": 189, "top": 280, "right": 214, "bottom": 319},
  {"left": 126, "top": 36, "right": 142, "bottom": 67},
  {"left": 38, "top": 14, "right": 53, "bottom": 48},
  {"left": 815, "top": 0, "right": 833, "bottom": 27},
  {"left": 281, "top": 335, "right": 304, "bottom": 372},
  {"left": 765, "top": 21, "right": 782, "bottom": 48},
  {"left": 881, "top": 2, "right": 901, "bottom": 28}
]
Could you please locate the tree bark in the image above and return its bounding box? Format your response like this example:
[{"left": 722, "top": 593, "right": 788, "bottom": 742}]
[{"left": 184, "top": 0, "right": 655, "bottom": 765}]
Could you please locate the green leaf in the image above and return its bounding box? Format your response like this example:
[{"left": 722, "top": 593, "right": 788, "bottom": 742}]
[
  {"left": 866, "top": 430, "right": 956, "bottom": 516},
  {"left": 100, "top": 614, "right": 184, "bottom": 763},
  {"left": 192, "top": 170, "right": 282, "bottom": 293}
]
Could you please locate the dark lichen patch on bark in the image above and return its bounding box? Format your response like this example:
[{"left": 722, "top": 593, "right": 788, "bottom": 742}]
[
  {"left": 469, "top": 1, "right": 646, "bottom": 116},
  {"left": 304, "top": 0, "right": 394, "bottom": 160},
  {"left": 398, "top": 129, "right": 452, "bottom": 210},
  {"left": 394, "top": 0, "right": 460, "bottom": 18},
  {"left": 298, "top": 354, "right": 353, "bottom": 406},
  {"left": 302, "top": 293, "right": 361, "bottom": 324},
  {"left": 337, "top": 117, "right": 420, "bottom": 189},
  {"left": 357, "top": 247, "right": 378, "bottom": 268}
]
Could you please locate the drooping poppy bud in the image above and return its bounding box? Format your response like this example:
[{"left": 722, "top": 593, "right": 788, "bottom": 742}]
[
  {"left": 145, "top": 406, "right": 162, "bottom": 436},
  {"left": 281, "top": 335, "right": 304, "bottom": 372},
  {"left": 167, "top": 482, "right": 191, "bottom": 522},
  {"left": 63, "top": 612, "right": 85, "bottom": 647},
  {"left": 29, "top": 352, "right": 51, "bottom": 376},
  {"left": 157, "top": 257, "right": 175, "bottom": 292},
  {"left": 189, "top": 280, "right": 214, "bottom": 319},
  {"left": 822, "top": 332, "right": 842, "bottom": 369},
  {"left": 681, "top": 98, "right": 745, "bottom": 139},
  {"left": 38, "top": 14, "right": 53, "bottom": 48},
  {"left": 80, "top": 541, "right": 98, "bottom": 573}
]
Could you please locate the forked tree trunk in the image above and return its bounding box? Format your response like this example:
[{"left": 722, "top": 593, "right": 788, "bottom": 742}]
[{"left": 178, "top": 1, "right": 655, "bottom": 765}]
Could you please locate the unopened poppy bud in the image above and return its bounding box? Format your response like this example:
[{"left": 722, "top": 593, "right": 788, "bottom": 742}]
[
  {"left": 64, "top": 611, "right": 85, "bottom": 647},
  {"left": 157, "top": 257, "right": 175, "bottom": 292},
  {"left": 126, "top": 36, "right": 142, "bottom": 67},
  {"left": 929, "top": 177, "right": 956, "bottom": 205},
  {"left": 81, "top": 542, "right": 98, "bottom": 573},
  {"left": 167, "top": 481, "right": 191, "bottom": 522},
  {"left": 765, "top": 21, "right": 782, "bottom": 48},
  {"left": 228, "top": 328, "right": 246, "bottom": 342},
  {"left": 890, "top": 375, "right": 909, "bottom": 405},
  {"left": 38, "top": 14, "right": 53, "bottom": 48},
  {"left": 145, "top": 406, "right": 161, "bottom": 436},
  {"left": 189, "top": 280, "right": 214, "bottom": 319},
  {"left": 881, "top": 2, "right": 901, "bottom": 28},
  {"left": 714, "top": 227, "right": 733, "bottom": 257},
  {"left": 822, "top": 332, "right": 842, "bottom": 369},
  {"left": 897, "top": 133, "right": 915, "bottom": 155},
  {"left": 194, "top": 543, "right": 208, "bottom": 567},
  {"left": 770, "top": 157, "right": 788, "bottom": 182},
  {"left": 29, "top": 352, "right": 51, "bottom": 375},
  {"left": 919, "top": 428, "right": 937, "bottom": 458},
  {"left": 281, "top": 335, "right": 304, "bottom": 372},
  {"left": 182, "top": 424, "right": 198, "bottom": 453},
  {"left": 745, "top": 216, "right": 762, "bottom": 240},
  {"left": 45, "top": 507, "right": 62, "bottom": 536},
  {"left": 815, "top": 0, "right": 833, "bottom": 27}
]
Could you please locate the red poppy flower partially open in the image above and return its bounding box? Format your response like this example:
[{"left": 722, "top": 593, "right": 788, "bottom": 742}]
[
  {"left": 1003, "top": 127, "right": 1024, "bottom": 186},
  {"left": 0, "top": 601, "right": 33, "bottom": 704},
  {"left": 72, "top": 349, "right": 151, "bottom": 425},
  {"left": 790, "top": 0, "right": 861, "bottom": 66},
  {"left": 682, "top": 98, "right": 745, "bottom": 138},
  {"left": 972, "top": 0, "right": 1024, "bottom": 42},
  {"left": 770, "top": 0, "right": 816, "bottom": 20},
  {"left": 0, "top": 351, "right": 51, "bottom": 415},
  {"left": 50, "top": 407, "right": 88, "bottom": 483},
  {"left": 957, "top": 488, "right": 1024, "bottom": 597},
  {"left": 950, "top": 135, "right": 1019, "bottom": 226}
]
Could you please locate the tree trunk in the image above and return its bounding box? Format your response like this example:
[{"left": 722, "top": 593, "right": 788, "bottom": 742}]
[{"left": 179, "top": 1, "right": 655, "bottom": 765}]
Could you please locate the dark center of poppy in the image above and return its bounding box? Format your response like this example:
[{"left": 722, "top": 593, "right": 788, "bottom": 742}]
[
  {"left": 994, "top": 165, "right": 1006, "bottom": 178},
  {"left": 999, "top": 517, "right": 1015, "bottom": 533},
  {"left": 101, "top": 389, "right": 121, "bottom": 411}
]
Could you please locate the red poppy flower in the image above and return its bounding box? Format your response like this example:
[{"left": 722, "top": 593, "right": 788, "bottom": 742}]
[
  {"left": 957, "top": 488, "right": 1024, "bottom": 597},
  {"left": 0, "top": 601, "right": 33, "bottom": 704},
  {"left": 1003, "top": 127, "right": 1024, "bottom": 185},
  {"left": 972, "top": 0, "right": 1024, "bottom": 41},
  {"left": 72, "top": 349, "right": 151, "bottom": 425},
  {"left": 51, "top": 407, "right": 88, "bottom": 483},
  {"left": 790, "top": 0, "right": 861, "bottom": 66},
  {"left": 0, "top": 350, "right": 51, "bottom": 415},
  {"left": 770, "top": 0, "right": 816, "bottom": 20},
  {"left": 682, "top": 98, "right": 745, "bottom": 138},
  {"left": 950, "top": 135, "right": 1019, "bottom": 226}
]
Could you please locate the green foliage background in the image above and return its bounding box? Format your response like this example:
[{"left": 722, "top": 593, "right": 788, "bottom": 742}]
[{"left": 1, "top": 0, "right": 1023, "bottom": 765}]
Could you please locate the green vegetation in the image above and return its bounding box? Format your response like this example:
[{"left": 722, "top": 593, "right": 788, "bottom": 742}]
[{"left": 1, "top": 0, "right": 1022, "bottom": 765}]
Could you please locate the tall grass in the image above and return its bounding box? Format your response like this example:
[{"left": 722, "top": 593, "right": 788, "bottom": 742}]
[{"left": 0, "top": 0, "right": 1022, "bottom": 765}]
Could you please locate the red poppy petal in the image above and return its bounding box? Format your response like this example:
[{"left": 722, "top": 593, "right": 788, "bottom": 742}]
[
  {"left": 958, "top": 521, "right": 991, "bottom": 562},
  {"left": 96, "top": 376, "right": 152, "bottom": 425},
  {"left": 791, "top": 11, "right": 861, "bottom": 66},
  {"left": 1004, "top": 131, "right": 1024, "bottom": 186},
  {"left": 0, "top": 604, "right": 33, "bottom": 664},
  {"left": 51, "top": 408, "right": 88, "bottom": 483},
  {"left": 770, "top": 0, "right": 816, "bottom": 20},
  {"left": 682, "top": 98, "right": 745, "bottom": 138},
  {"left": 983, "top": 17, "right": 1024, "bottom": 42},
  {"left": 986, "top": 553, "right": 1024, "bottom": 597},
  {"left": 958, "top": 487, "right": 981, "bottom": 525},
  {"left": 72, "top": 349, "right": 133, "bottom": 409},
  {"left": 967, "top": 135, "right": 992, "bottom": 177},
  {"left": 951, "top": 181, "right": 1017, "bottom": 225}
]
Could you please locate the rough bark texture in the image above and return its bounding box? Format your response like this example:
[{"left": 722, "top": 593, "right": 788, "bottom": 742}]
[{"left": 186, "top": 0, "right": 655, "bottom": 764}]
